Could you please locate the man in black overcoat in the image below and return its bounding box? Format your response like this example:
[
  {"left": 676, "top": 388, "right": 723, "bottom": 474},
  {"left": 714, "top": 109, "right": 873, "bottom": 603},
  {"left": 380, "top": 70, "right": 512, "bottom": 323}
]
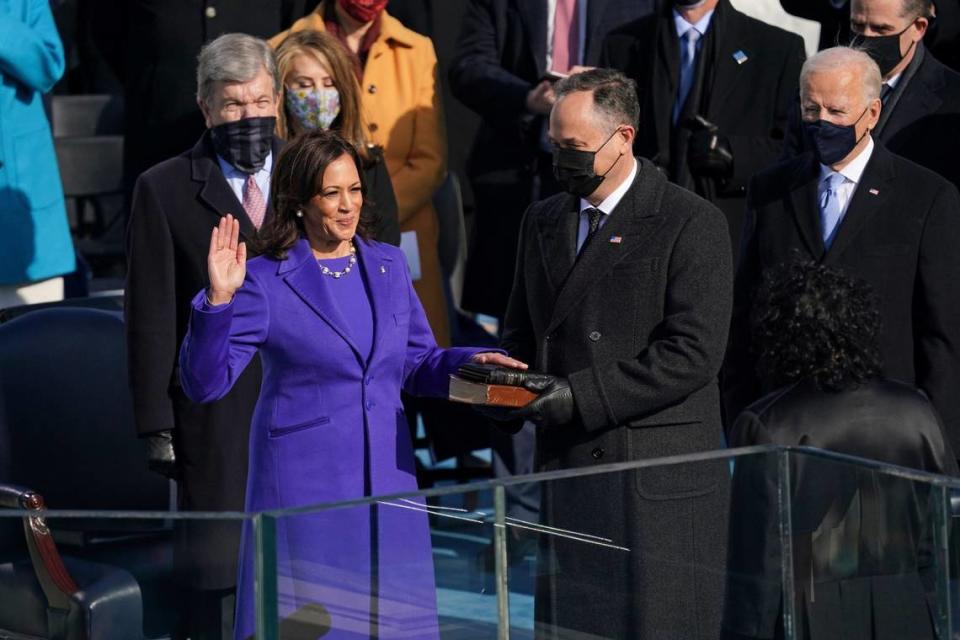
[
  {"left": 725, "top": 46, "right": 960, "bottom": 462},
  {"left": 125, "top": 34, "right": 282, "bottom": 640},
  {"left": 496, "top": 69, "right": 733, "bottom": 639},
  {"left": 600, "top": 0, "right": 806, "bottom": 259}
]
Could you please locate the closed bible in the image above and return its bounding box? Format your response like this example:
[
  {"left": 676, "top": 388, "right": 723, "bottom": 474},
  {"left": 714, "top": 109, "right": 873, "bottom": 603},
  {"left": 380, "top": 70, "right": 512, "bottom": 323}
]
[{"left": 448, "top": 375, "right": 537, "bottom": 407}]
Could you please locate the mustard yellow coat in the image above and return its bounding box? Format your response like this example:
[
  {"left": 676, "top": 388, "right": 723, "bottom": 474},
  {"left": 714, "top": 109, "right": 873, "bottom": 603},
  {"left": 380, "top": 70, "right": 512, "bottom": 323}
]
[{"left": 271, "top": 4, "right": 450, "bottom": 346}]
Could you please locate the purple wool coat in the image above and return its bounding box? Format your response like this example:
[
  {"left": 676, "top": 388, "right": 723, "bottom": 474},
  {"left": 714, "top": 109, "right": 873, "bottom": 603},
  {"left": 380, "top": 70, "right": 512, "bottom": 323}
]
[{"left": 179, "top": 238, "right": 488, "bottom": 639}]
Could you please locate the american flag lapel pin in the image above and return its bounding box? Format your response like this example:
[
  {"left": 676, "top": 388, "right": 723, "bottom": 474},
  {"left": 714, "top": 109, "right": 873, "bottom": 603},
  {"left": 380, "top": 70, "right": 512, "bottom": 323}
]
[
  {"left": 733, "top": 50, "right": 749, "bottom": 65},
  {"left": 868, "top": 188, "right": 880, "bottom": 195},
  {"left": 380, "top": 265, "right": 386, "bottom": 274},
  {"left": 609, "top": 236, "right": 623, "bottom": 244}
]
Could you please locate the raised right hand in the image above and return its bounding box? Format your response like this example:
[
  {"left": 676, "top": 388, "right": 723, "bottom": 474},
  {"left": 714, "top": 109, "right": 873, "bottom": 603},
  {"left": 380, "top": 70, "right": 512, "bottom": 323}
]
[{"left": 207, "top": 214, "right": 246, "bottom": 305}]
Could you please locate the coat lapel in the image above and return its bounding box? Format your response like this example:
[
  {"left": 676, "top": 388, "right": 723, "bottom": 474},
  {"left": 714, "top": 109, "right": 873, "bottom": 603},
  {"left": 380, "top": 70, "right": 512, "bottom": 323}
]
[
  {"left": 280, "top": 239, "right": 364, "bottom": 365},
  {"left": 824, "top": 145, "right": 895, "bottom": 264},
  {"left": 536, "top": 194, "right": 579, "bottom": 294},
  {"left": 545, "top": 161, "right": 667, "bottom": 335},
  {"left": 652, "top": 9, "right": 679, "bottom": 160},
  {"left": 786, "top": 156, "right": 825, "bottom": 261},
  {"left": 518, "top": 0, "right": 548, "bottom": 75},
  {"left": 355, "top": 238, "right": 395, "bottom": 365}
]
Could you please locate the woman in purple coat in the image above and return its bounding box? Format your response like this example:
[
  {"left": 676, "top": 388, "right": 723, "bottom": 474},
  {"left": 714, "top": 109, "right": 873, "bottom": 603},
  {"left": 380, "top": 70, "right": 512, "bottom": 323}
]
[{"left": 179, "top": 131, "right": 525, "bottom": 639}]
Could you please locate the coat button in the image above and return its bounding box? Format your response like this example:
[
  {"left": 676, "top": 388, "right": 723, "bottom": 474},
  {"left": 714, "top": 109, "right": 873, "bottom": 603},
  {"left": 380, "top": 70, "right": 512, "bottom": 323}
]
[
  {"left": 588, "top": 331, "right": 601, "bottom": 342},
  {"left": 204, "top": 6, "right": 217, "bottom": 18},
  {"left": 591, "top": 448, "right": 604, "bottom": 460},
  {"left": 368, "top": 84, "right": 377, "bottom": 94},
  {"left": 366, "top": 400, "right": 375, "bottom": 410},
  {"left": 369, "top": 123, "right": 379, "bottom": 132}
]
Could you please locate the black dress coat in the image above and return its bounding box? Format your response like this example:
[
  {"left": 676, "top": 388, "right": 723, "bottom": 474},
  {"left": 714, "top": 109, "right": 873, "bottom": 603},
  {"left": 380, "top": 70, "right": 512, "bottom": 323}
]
[
  {"left": 784, "top": 45, "right": 960, "bottom": 191},
  {"left": 724, "top": 378, "right": 958, "bottom": 640},
  {"left": 501, "top": 158, "right": 733, "bottom": 639},
  {"left": 724, "top": 144, "right": 960, "bottom": 458},
  {"left": 448, "top": 0, "right": 656, "bottom": 317},
  {"left": 125, "top": 132, "right": 282, "bottom": 590},
  {"left": 600, "top": 0, "right": 806, "bottom": 259}
]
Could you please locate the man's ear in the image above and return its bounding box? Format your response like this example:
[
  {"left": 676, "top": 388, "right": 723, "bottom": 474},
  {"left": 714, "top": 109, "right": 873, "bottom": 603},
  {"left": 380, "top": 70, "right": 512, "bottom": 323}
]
[{"left": 198, "top": 97, "right": 213, "bottom": 128}]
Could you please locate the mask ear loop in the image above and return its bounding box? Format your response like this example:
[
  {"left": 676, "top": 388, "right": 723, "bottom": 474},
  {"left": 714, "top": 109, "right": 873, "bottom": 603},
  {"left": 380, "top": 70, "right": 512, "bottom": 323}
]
[{"left": 596, "top": 128, "right": 626, "bottom": 178}]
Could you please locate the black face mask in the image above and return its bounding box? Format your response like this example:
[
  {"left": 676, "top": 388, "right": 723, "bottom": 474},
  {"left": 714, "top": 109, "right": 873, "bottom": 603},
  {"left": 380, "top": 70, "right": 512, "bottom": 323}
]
[
  {"left": 209, "top": 116, "right": 277, "bottom": 174},
  {"left": 803, "top": 107, "right": 870, "bottom": 166},
  {"left": 850, "top": 24, "right": 917, "bottom": 77},
  {"left": 553, "top": 129, "right": 623, "bottom": 198},
  {"left": 674, "top": 0, "right": 707, "bottom": 7}
]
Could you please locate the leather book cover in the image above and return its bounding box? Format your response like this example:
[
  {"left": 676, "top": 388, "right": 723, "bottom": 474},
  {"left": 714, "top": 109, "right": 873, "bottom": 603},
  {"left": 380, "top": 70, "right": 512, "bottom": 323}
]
[{"left": 448, "top": 375, "right": 538, "bottom": 407}]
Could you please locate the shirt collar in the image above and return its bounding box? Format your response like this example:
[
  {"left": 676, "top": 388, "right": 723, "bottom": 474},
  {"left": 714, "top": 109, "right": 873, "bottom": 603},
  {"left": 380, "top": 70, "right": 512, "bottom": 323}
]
[
  {"left": 580, "top": 156, "right": 639, "bottom": 216},
  {"left": 673, "top": 8, "right": 715, "bottom": 38},
  {"left": 819, "top": 136, "right": 874, "bottom": 186},
  {"left": 885, "top": 72, "right": 903, "bottom": 90},
  {"left": 216, "top": 150, "right": 273, "bottom": 180}
]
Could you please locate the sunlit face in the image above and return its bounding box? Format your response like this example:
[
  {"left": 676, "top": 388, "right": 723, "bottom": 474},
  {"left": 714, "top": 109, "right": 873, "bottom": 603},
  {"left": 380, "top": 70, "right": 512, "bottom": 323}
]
[
  {"left": 301, "top": 153, "right": 363, "bottom": 246},
  {"left": 199, "top": 66, "right": 279, "bottom": 127},
  {"left": 548, "top": 90, "right": 633, "bottom": 177},
  {"left": 801, "top": 68, "right": 880, "bottom": 132},
  {"left": 285, "top": 52, "right": 337, "bottom": 92}
]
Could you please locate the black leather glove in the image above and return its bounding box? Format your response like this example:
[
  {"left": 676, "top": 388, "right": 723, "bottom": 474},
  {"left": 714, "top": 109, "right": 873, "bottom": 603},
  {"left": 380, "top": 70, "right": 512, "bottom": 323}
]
[
  {"left": 509, "top": 376, "right": 576, "bottom": 428},
  {"left": 146, "top": 430, "right": 180, "bottom": 480},
  {"left": 686, "top": 117, "right": 734, "bottom": 179}
]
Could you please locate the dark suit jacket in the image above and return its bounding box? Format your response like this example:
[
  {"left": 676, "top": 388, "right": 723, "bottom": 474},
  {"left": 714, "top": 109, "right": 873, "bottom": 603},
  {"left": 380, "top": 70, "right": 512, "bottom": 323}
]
[
  {"left": 784, "top": 46, "right": 960, "bottom": 191},
  {"left": 124, "top": 131, "right": 279, "bottom": 588},
  {"left": 448, "top": 0, "right": 655, "bottom": 316},
  {"left": 725, "top": 144, "right": 960, "bottom": 457},
  {"left": 600, "top": 0, "right": 805, "bottom": 259},
  {"left": 724, "top": 378, "right": 957, "bottom": 640},
  {"left": 501, "top": 158, "right": 733, "bottom": 638}
]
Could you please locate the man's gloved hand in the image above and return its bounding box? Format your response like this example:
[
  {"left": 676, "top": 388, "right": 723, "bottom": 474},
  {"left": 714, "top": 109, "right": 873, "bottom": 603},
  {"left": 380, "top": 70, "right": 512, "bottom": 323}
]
[
  {"left": 146, "top": 430, "right": 180, "bottom": 480},
  {"left": 509, "top": 376, "right": 576, "bottom": 428},
  {"left": 687, "top": 117, "right": 734, "bottom": 179}
]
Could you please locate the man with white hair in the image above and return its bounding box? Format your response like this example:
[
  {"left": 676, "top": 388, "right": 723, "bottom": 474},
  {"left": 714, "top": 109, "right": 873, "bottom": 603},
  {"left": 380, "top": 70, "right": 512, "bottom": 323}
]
[
  {"left": 784, "top": 0, "right": 960, "bottom": 190},
  {"left": 725, "top": 46, "right": 960, "bottom": 463},
  {"left": 125, "top": 33, "right": 282, "bottom": 639}
]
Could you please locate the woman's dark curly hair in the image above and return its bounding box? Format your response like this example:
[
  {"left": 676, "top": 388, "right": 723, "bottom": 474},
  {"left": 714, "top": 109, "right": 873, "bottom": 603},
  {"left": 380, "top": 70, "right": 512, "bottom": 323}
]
[
  {"left": 751, "top": 262, "right": 883, "bottom": 392},
  {"left": 256, "top": 129, "right": 377, "bottom": 259}
]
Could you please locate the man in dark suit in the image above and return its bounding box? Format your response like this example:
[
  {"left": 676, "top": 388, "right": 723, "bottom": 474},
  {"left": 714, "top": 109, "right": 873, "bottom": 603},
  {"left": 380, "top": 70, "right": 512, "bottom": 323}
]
[
  {"left": 90, "top": 0, "right": 309, "bottom": 191},
  {"left": 494, "top": 69, "right": 732, "bottom": 639},
  {"left": 600, "top": 0, "right": 805, "bottom": 259},
  {"left": 449, "top": 0, "right": 656, "bottom": 321},
  {"left": 125, "top": 34, "right": 281, "bottom": 640},
  {"left": 784, "top": 0, "right": 960, "bottom": 190},
  {"left": 449, "top": 0, "right": 656, "bottom": 526},
  {"left": 781, "top": 0, "right": 960, "bottom": 71},
  {"left": 725, "top": 47, "right": 960, "bottom": 460}
]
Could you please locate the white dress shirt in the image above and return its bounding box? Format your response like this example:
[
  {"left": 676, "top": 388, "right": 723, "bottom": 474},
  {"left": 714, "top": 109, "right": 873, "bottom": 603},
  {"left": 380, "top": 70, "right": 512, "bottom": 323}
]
[
  {"left": 577, "top": 156, "right": 638, "bottom": 252},
  {"left": 673, "top": 7, "right": 716, "bottom": 42}
]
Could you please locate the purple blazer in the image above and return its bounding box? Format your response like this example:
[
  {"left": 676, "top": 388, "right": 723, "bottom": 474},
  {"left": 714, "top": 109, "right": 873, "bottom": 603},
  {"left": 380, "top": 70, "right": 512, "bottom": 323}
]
[{"left": 179, "top": 237, "right": 487, "bottom": 639}]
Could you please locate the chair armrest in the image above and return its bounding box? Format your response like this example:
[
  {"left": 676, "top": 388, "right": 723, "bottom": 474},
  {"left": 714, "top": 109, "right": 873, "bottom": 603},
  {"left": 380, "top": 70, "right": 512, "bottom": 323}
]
[{"left": 0, "top": 483, "right": 79, "bottom": 610}]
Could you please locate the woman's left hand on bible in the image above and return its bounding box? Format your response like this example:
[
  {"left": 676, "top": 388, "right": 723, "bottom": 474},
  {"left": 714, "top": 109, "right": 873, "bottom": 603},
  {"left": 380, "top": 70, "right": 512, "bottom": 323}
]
[{"left": 470, "top": 352, "right": 528, "bottom": 370}]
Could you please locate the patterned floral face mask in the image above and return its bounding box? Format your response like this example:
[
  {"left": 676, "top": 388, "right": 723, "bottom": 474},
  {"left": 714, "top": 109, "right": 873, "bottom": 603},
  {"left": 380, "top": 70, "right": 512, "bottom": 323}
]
[{"left": 285, "top": 86, "right": 341, "bottom": 131}]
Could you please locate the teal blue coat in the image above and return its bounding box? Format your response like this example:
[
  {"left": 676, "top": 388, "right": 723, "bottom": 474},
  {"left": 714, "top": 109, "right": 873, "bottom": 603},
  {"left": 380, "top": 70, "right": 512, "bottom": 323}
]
[{"left": 0, "top": 0, "right": 75, "bottom": 285}]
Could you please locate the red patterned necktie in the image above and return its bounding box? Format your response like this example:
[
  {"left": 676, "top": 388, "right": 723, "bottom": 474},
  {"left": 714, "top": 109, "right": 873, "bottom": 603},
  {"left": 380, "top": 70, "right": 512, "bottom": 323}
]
[{"left": 243, "top": 175, "right": 266, "bottom": 230}]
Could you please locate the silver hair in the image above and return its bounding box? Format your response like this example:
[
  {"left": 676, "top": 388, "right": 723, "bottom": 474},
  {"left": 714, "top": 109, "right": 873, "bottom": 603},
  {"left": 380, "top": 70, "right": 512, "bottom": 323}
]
[
  {"left": 799, "top": 46, "right": 882, "bottom": 104},
  {"left": 196, "top": 33, "right": 279, "bottom": 105}
]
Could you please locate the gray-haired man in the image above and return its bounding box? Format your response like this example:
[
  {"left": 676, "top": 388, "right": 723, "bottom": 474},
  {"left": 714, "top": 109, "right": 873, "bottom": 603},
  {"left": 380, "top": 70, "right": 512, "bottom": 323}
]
[{"left": 125, "top": 33, "right": 281, "bottom": 639}]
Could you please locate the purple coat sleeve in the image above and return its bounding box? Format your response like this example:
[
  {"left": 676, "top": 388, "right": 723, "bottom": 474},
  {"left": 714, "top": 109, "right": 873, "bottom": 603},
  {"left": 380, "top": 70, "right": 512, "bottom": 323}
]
[{"left": 178, "top": 269, "right": 269, "bottom": 404}]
